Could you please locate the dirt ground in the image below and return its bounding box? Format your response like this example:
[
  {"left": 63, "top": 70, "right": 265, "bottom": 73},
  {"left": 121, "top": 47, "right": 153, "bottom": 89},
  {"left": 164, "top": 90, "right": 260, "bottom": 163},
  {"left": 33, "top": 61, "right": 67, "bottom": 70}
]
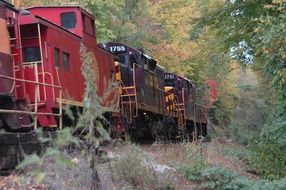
[{"left": 0, "top": 139, "right": 256, "bottom": 190}]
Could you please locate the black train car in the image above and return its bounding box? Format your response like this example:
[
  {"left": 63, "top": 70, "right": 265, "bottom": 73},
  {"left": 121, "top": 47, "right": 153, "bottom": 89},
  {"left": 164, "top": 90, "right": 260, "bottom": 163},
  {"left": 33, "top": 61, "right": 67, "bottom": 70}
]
[
  {"left": 164, "top": 72, "right": 206, "bottom": 138},
  {"left": 100, "top": 42, "right": 167, "bottom": 138}
]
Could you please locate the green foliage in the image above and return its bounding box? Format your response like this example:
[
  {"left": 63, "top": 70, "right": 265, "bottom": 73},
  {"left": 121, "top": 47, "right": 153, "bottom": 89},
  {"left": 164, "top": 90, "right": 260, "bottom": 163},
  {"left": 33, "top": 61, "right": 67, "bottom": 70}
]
[
  {"left": 54, "top": 128, "right": 79, "bottom": 148},
  {"left": 82, "top": 0, "right": 157, "bottom": 47},
  {"left": 181, "top": 166, "right": 286, "bottom": 190},
  {"left": 198, "top": 167, "right": 250, "bottom": 190},
  {"left": 223, "top": 145, "right": 252, "bottom": 166},
  {"left": 178, "top": 159, "right": 206, "bottom": 181},
  {"left": 226, "top": 68, "right": 271, "bottom": 145},
  {"left": 249, "top": 119, "right": 286, "bottom": 179},
  {"left": 193, "top": 0, "right": 286, "bottom": 179},
  {"left": 172, "top": 143, "right": 207, "bottom": 180},
  {"left": 17, "top": 153, "right": 42, "bottom": 169}
]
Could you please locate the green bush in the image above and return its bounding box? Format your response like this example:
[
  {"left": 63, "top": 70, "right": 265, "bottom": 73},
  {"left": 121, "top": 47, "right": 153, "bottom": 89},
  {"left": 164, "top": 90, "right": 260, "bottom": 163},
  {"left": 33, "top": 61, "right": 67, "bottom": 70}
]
[
  {"left": 223, "top": 145, "right": 252, "bottom": 167},
  {"left": 249, "top": 119, "right": 286, "bottom": 180},
  {"left": 173, "top": 144, "right": 206, "bottom": 181},
  {"left": 199, "top": 167, "right": 249, "bottom": 190},
  {"left": 177, "top": 158, "right": 206, "bottom": 181},
  {"left": 181, "top": 166, "right": 286, "bottom": 190}
]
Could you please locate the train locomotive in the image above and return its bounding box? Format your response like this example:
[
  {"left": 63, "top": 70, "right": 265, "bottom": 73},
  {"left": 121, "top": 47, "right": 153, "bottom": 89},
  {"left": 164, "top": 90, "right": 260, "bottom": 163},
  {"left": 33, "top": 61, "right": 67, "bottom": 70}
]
[
  {"left": 0, "top": 0, "right": 213, "bottom": 144},
  {"left": 100, "top": 42, "right": 209, "bottom": 140}
]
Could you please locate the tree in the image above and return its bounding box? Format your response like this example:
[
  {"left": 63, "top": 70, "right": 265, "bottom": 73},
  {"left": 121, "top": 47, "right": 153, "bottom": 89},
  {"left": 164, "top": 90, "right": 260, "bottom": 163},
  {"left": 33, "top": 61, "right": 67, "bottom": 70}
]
[{"left": 192, "top": 0, "right": 286, "bottom": 179}]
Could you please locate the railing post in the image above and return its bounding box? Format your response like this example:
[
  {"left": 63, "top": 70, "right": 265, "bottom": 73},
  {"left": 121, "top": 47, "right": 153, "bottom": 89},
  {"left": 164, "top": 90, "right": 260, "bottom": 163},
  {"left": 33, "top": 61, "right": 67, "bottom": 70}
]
[
  {"left": 59, "top": 89, "right": 63, "bottom": 129},
  {"left": 37, "top": 23, "right": 47, "bottom": 101},
  {"left": 34, "top": 80, "right": 38, "bottom": 130}
]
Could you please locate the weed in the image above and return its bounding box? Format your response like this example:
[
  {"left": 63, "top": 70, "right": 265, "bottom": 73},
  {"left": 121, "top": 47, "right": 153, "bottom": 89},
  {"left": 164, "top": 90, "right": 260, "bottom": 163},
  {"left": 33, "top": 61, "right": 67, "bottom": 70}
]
[
  {"left": 165, "top": 142, "right": 207, "bottom": 181},
  {"left": 113, "top": 143, "right": 157, "bottom": 188}
]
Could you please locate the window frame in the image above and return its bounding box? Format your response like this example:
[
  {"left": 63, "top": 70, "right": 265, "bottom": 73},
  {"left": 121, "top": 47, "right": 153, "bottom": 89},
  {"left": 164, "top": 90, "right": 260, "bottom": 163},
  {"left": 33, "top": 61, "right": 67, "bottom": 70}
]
[
  {"left": 60, "top": 11, "right": 77, "bottom": 29},
  {"left": 82, "top": 14, "right": 95, "bottom": 37},
  {"left": 54, "top": 47, "right": 60, "bottom": 68},
  {"left": 129, "top": 54, "right": 138, "bottom": 69},
  {"left": 23, "top": 46, "right": 41, "bottom": 63},
  {"left": 62, "top": 51, "right": 70, "bottom": 71}
]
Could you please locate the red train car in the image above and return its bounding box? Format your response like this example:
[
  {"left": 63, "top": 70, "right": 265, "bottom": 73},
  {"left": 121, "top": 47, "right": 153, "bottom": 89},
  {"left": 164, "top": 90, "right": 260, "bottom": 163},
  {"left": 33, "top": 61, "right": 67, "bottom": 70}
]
[
  {"left": 0, "top": 3, "right": 119, "bottom": 130},
  {"left": 0, "top": 0, "right": 32, "bottom": 129}
]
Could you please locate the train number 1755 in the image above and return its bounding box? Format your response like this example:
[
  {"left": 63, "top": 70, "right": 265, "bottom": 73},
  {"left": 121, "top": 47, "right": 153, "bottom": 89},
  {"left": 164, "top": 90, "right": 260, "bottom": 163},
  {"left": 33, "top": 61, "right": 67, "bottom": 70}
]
[{"left": 109, "top": 46, "right": 126, "bottom": 53}]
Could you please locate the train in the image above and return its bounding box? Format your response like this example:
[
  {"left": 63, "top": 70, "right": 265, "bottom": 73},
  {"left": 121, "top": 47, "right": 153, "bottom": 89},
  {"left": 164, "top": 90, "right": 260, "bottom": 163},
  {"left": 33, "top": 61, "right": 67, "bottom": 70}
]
[{"left": 0, "top": 0, "right": 216, "bottom": 143}]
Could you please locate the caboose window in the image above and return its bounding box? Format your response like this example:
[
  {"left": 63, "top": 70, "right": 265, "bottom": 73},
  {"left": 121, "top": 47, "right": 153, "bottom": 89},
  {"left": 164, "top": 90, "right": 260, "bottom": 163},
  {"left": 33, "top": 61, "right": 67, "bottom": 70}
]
[
  {"left": 62, "top": 52, "right": 70, "bottom": 70},
  {"left": 60, "top": 12, "right": 76, "bottom": 29},
  {"left": 83, "top": 15, "right": 95, "bottom": 36},
  {"left": 54, "top": 48, "right": 60, "bottom": 68},
  {"left": 23, "top": 47, "right": 41, "bottom": 62}
]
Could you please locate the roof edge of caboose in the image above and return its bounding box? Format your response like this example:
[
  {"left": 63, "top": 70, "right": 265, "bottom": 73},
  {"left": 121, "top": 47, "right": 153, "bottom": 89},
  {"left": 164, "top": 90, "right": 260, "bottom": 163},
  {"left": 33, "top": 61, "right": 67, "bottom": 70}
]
[
  {"left": 26, "top": 6, "right": 94, "bottom": 19},
  {"left": 19, "top": 13, "right": 81, "bottom": 39},
  {"left": 36, "top": 15, "right": 81, "bottom": 38}
]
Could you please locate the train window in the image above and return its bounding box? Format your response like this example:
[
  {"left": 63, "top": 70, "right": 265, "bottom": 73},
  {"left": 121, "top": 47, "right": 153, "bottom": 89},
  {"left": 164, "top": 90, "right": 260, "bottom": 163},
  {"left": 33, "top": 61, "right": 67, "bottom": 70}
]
[
  {"left": 148, "top": 59, "right": 157, "bottom": 71},
  {"left": 23, "top": 47, "right": 41, "bottom": 62},
  {"left": 165, "top": 79, "right": 175, "bottom": 87},
  {"left": 54, "top": 48, "right": 60, "bottom": 68},
  {"left": 83, "top": 15, "right": 95, "bottom": 36},
  {"left": 130, "top": 54, "right": 137, "bottom": 68},
  {"left": 60, "top": 12, "right": 76, "bottom": 29},
  {"left": 62, "top": 52, "right": 70, "bottom": 70},
  {"left": 118, "top": 55, "right": 126, "bottom": 64},
  {"left": 143, "top": 57, "right": 148, "bottom": 70}
]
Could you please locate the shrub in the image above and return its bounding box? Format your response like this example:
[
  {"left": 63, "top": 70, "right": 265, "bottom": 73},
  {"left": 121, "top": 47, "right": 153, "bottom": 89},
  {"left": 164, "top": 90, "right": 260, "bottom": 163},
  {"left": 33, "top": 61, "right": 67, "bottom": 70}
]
[
  {"left": 198, "top": 167, "right": 250, "bottom": 190},
  {"left": 180, "top": 166, "right": 286, "bottom": 190},
  {"left": 249, "top": 119, "right": 286, "bottom": 180},
  {"left": 173, "top": 143, "right": 206, "bottom": 181}
]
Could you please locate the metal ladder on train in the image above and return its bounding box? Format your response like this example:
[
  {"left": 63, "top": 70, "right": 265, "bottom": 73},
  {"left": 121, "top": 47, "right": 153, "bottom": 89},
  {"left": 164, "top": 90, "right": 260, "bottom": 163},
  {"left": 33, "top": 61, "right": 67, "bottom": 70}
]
[
  {"left": 119, "top": 83, "right": 138, "bottom": 124},
  {"left": 177, "top": 103, "right": 186, "bottom": 127},
  {"left": 164, "top": 89, "right": 186, "bottom": 127},
  {"left": 8, "top": 13, "right": 25, "bottom": 100}
]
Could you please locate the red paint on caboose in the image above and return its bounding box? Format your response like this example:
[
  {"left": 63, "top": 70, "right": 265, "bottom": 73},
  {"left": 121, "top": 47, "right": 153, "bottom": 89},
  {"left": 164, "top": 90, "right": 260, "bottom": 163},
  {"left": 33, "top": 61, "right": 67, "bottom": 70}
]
[
  {"left": 13, "top": 6, "right": 119, "bottom": 128},
  {"left": 26, "top": 6, "right": 96, "bottom": 40}
]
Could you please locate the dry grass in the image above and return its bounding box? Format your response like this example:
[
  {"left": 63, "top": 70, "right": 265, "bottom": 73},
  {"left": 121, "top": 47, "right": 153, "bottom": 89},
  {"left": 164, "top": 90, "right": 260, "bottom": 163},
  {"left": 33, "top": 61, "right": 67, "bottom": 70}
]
[
  {"left": 0, "top": 140, "right": 256, "bottom": 190},
  {"left": 203, "top": 139, "right": 258, "bottom": 179}
]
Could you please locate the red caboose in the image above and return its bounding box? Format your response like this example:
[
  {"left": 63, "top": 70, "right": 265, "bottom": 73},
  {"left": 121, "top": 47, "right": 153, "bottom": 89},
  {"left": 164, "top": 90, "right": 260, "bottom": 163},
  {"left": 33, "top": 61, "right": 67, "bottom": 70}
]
[{"left": 0, "top": 4, "right": 119, "bottom": 130}]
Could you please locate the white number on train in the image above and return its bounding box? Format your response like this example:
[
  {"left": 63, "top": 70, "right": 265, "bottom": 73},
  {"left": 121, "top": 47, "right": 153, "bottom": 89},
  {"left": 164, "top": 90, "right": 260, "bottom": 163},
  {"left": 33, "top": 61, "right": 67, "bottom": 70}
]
[{"left": 109, "top": 46, "right": 126, "bottom": 52}]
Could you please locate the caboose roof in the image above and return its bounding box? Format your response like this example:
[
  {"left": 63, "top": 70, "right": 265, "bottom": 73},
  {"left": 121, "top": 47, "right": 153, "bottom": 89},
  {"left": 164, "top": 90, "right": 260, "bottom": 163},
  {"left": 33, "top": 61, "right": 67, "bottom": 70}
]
[
  {"left": 19, "top": 12, "right": 80, "bottom": 39},
  {"left": 26, "top": 6, "right": 94, "bottom": 19}
]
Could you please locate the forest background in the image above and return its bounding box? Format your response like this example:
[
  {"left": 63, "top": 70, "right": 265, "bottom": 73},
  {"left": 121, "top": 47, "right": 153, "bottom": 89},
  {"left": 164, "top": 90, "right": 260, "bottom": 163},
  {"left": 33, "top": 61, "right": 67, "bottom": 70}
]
[{"left": 9, "top": 0, "right": 286, "bottom": 181}]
